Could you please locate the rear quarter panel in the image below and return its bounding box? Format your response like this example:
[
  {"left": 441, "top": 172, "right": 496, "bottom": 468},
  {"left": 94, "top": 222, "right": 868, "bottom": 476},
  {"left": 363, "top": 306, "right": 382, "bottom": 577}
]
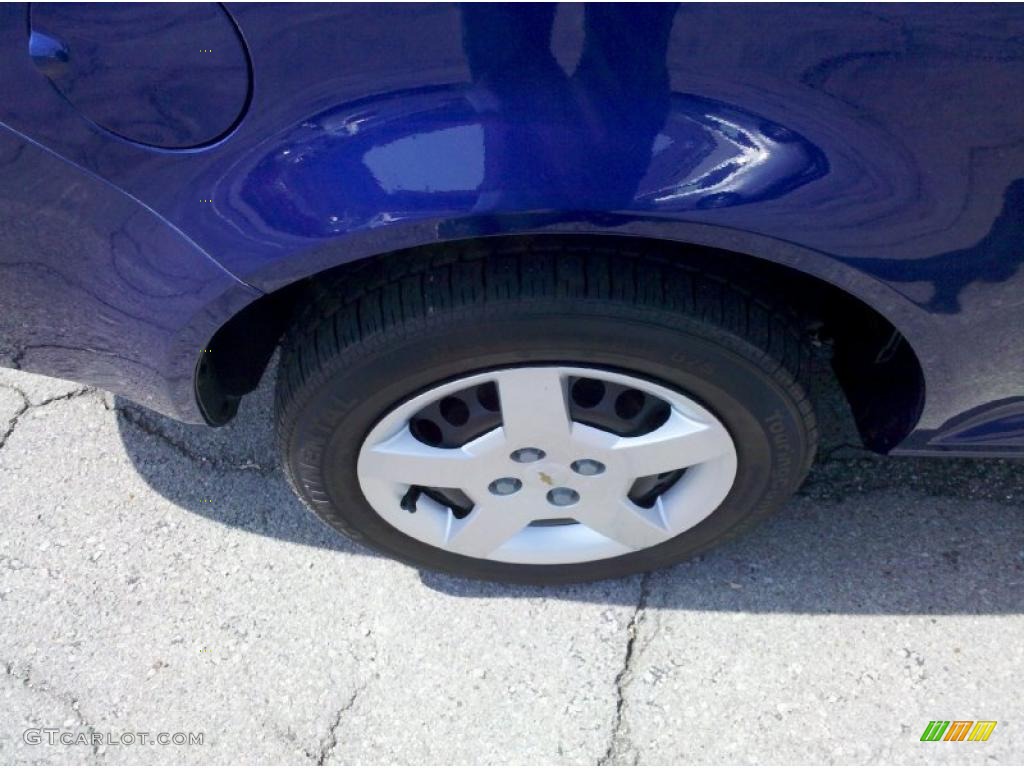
[{"left": 0, "top": 3, "right": 1022, "bottom": 451}]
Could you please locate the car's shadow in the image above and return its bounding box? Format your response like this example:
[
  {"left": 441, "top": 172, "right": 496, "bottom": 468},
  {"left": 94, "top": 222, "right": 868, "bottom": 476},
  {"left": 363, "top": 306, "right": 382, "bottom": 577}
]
[{"left": 114, "top": 360, "right": 1024, "bottom": 613}]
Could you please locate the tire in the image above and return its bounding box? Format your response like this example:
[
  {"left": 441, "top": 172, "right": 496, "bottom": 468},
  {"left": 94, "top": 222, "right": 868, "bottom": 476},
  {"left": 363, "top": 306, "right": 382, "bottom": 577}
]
[{"left": 275, "top": 241, "right": 818, "bottom": 584}]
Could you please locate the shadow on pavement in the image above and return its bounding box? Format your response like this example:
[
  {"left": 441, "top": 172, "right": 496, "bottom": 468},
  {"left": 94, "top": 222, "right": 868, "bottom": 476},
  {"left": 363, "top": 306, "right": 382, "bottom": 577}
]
[{"left": 115, "top": 365, "right": 1024, "bottom": 613}]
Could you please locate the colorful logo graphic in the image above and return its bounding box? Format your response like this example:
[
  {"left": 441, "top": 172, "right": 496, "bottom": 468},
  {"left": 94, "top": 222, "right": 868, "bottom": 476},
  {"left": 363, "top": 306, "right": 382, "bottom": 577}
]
[{"left": 920, "top": 721, "right": 997, "bottom": 742}]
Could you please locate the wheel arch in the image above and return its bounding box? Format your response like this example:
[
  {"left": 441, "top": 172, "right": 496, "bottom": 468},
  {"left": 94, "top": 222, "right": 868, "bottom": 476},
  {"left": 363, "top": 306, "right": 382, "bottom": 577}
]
[{"left": 196, "top": 229, "right": 926, "bottom": 454}]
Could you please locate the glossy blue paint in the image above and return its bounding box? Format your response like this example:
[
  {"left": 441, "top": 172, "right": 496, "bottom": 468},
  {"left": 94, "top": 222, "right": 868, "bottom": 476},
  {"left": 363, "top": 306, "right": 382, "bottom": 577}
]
[
  {"left": 0, "top": 3, "right": 1023, "bottom": 455},
  {"left": 29, "top": 2, "right": 251, "bottom": 148}
]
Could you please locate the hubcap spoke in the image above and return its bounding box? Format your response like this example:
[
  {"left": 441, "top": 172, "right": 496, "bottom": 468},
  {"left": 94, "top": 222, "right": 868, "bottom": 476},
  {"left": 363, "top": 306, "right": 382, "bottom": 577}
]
[
  {"left": 443, "top": 505, "right": 529, "bottom": 558},
  {"left": 495, "top": 368, "right": 572, "bottom": 447},
  {"left": 360, "top": 425, "right": 484, "bottom": 488},
  {"left": 576, "top": 497, "right": 673, "bottom": 550},
  {"left": 613, "top": 409, "right": 732, "bottom": 477}
]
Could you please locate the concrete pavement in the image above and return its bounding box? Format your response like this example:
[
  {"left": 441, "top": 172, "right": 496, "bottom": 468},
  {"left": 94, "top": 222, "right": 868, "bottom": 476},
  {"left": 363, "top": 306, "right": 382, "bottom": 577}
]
[{"left": 1, "top": 362, "right": 1021, "bottom": 764}]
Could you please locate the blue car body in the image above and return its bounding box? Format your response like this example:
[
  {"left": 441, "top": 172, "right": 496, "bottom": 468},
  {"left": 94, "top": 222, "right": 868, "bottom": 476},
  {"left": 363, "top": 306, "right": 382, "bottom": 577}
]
[{"left": 1, "top": 3, "right": 1023, "bottom": 457}]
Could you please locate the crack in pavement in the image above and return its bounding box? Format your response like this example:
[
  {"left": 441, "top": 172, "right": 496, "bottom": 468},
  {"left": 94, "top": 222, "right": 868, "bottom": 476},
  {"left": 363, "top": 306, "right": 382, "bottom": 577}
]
[
  {"left": 0, "top": 383, "right": 29, "bottom": 450},
  {"left": 599, "top": 571, "right": 652, "bottom": 766},
  {"left": 3, "top": 658, "right": 101, "bottom": 760},
  {"left": 0, "top": 385, "right": 93, "bottom": 452},
  {"left": 109, "top": 402, "right": 276, "bottom": 476},
  {"left": 307, "top": 686, "right": 365, "bottom": 766}
]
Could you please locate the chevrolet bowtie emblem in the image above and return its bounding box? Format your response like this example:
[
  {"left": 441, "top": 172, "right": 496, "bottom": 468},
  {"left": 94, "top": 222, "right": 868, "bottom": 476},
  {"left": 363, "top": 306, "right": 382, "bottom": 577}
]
[{"left": 538, "top": 471, "right": 554, "bottom": 486}]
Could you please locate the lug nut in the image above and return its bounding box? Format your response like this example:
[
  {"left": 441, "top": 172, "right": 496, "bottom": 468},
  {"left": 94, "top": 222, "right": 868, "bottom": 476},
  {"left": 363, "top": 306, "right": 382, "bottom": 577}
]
[
  {"left": 488, "top": 477, "right": 522, "bottom": 496},
  {"left": 546, "top": 487, "right": 580, "bottom": 507},
  {"left": 571, "top": 459, "right": 605, "bottom": 476},
  {"left": 510, "top": 447, "right": 546, "bottom": 463}
]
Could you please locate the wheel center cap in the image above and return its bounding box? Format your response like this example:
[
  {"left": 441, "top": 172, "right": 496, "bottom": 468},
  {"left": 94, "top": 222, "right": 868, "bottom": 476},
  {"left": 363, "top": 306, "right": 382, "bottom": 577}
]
[{"left": 531, "top": 461, "right": 569, "bottom": 488}]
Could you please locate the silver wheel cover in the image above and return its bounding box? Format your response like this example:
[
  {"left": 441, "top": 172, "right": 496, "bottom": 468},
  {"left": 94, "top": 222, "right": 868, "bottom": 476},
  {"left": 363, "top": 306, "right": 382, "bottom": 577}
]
[{"left": 357, "top": 366, "right": 738, "bottom": 565}]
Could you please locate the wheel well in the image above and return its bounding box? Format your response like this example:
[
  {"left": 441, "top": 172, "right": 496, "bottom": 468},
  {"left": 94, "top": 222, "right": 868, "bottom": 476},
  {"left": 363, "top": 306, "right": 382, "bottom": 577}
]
[{"left": 196, "top": 234, "right": 925, "bottom": 452}]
